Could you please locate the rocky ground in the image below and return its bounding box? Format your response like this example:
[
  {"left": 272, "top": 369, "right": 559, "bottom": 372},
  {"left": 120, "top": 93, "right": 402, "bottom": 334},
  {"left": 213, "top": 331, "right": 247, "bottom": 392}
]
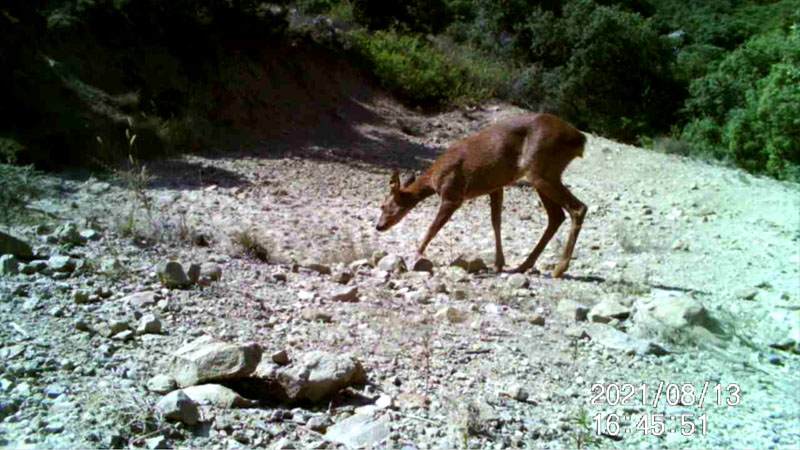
[{"left": 0, "top": 101, "right": 799, "bottom": 450}]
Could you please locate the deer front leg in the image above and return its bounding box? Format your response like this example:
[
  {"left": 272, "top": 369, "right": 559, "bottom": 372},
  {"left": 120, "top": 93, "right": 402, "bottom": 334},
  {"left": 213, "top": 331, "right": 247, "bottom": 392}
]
[
  {"left": 417, "top": 199, "right": 462, "bottom": 258},
  {"left": 489, "top": 190, "right": 505, "bottom": 272}
]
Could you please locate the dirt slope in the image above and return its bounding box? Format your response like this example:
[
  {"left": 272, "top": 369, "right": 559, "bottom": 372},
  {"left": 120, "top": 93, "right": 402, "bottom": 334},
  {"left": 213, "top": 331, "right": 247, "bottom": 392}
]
[{"left": 0, "top": 94, "right": 798, "bottom": 450}]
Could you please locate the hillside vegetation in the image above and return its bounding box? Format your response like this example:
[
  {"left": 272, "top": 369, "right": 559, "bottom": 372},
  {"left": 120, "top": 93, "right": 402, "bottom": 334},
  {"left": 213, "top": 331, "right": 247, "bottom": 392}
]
[{"left": 0, "top": 0, "right": 798, "bottom": 179}]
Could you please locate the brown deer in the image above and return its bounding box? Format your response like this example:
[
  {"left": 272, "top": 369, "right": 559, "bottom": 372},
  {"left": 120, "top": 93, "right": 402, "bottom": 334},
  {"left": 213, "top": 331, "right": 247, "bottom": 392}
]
[{"left": 375, "top": 113, "right": 587, "bottom": 278}]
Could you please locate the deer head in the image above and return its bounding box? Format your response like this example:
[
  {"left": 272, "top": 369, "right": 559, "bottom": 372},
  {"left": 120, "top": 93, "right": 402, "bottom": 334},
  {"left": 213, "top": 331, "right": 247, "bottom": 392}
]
[{"left": 375, "top": 171, "right": 417, "bottom": 232}]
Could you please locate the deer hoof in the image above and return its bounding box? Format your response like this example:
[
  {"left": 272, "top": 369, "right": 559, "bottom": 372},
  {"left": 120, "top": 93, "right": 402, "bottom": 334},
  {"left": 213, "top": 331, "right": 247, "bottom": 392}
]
[{"left": 552, "top": 261, "right": 569, "bottom": 278}]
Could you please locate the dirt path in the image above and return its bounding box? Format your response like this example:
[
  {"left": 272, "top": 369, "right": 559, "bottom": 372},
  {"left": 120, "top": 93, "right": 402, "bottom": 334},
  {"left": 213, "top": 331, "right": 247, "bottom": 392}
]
[{"left": 1, "top": 101, "right": 798, "bottom": 449}]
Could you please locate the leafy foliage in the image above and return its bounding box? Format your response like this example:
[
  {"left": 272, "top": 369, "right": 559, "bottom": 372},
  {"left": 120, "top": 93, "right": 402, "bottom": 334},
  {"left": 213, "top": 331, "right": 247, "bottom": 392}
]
[
  {"left": 352, "top": 30, "right": 469, "bottom": 106},
  {"left": 513, "top": 0, "right": 683, "bottom": 141},
  {"left": 682, "top": 26, "right": 799, "bottom": 179},
  {"left": 726, "top": 62, "right": 800, "bottom": 179},
  {"left": 351, "top": 0, "right": 453, "bottom": 34}
]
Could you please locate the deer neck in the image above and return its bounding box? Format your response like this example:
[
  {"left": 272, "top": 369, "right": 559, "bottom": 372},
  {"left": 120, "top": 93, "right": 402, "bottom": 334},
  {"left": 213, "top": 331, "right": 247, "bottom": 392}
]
[{"left": 403, "top": 178, "right": 436, "bottom": 203}]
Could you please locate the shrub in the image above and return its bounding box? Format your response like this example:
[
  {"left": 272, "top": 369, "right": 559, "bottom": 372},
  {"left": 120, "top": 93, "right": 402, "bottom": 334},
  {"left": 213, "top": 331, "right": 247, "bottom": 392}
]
[
  {"left": 352, "top": 30, "right": 468, "bottom": 106},
  {"left": 683, "top": 26, "right": 799, "bottom": 178},
  {"left": 515, "top": 0, "right": 683, "bottom": 141},
  {"left": 683, "top": 31, "right": 794, "bottom": 125},
  {"left": 681, "top": 117, "right": 725, "bottom": 160},
  {"left": 726, "top": 62, "right": 800, "bottom": 180}
]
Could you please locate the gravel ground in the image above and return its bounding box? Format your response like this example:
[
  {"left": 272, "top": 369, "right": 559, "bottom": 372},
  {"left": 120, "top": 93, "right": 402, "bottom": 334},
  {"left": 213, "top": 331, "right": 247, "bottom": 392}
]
[{"left": 0, "top": 101, "right": 798, "bottom": 449}]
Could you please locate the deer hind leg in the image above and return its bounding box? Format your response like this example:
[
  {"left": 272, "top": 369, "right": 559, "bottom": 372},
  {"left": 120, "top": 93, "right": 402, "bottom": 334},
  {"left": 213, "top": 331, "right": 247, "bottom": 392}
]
[
  {"left": 511, "top": 188, "right": 565, "bottom": 274},
  {"left": 531, "top": 178, "right": 587, "bottom": 278},
  {"left": 489, "top": 189, "right": 505, "bottom": 272}
]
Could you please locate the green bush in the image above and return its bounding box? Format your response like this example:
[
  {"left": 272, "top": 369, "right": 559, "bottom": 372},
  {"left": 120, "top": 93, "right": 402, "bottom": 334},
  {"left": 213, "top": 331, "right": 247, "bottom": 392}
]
[
  {"left": 514, "top": 0, "right": 683, "bottom": 141},
  {"left": 352, "top": 30, "right": 468, "bottom": 106},
  {"left": 682, "top": 26, "right": 799, "bottom": 178},
  {"left": 726, "top": 62, "right": 800, "bottom": 180},
  {"left": 681, "top": 117, "right": 725, "bottom": 160},
  {"left": 684, "top": 30, "right": 795, "bottom": 125}
]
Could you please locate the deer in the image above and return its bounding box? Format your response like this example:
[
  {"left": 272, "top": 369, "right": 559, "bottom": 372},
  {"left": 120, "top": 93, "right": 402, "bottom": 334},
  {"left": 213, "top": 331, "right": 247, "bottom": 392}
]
[{"left": 375, "top": 113, "right": 587, "bottom": 278}]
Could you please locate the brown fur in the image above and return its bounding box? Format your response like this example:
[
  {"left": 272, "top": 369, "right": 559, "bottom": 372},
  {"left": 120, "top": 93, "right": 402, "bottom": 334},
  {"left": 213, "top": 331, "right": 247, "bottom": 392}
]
[{"left": 376, "top": 113, "right": 587, "bottom": 277}]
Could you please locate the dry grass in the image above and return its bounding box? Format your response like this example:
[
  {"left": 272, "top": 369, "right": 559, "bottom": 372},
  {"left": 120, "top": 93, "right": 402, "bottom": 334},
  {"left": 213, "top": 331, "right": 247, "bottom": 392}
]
[
  {"left": 85, "top": 385, "right": 164, "bottom": 441},
  {"left": 230, "top": 227, "right": 277, "bottom": 263}
]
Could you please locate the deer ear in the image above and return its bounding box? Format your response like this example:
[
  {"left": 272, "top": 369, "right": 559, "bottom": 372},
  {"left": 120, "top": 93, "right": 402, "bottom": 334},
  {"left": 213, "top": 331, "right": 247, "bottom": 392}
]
[
  {"left": 390, "top": 171, "right": 401, "bottom": 193},
  {"left": 402, "top": 173, "right": 416, "bottom": 187}
]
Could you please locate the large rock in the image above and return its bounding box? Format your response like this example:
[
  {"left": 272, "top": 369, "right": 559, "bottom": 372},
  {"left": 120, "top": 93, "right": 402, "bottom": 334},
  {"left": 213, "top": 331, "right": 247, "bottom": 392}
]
[
  {"left": 48, "top": 256, "right": 76, "bottom": 273},
  {"left": 157, "top": 261, "right": 190, "bottom": 288},
  {"left": 508, "top": 273, "right": 530, "bottom": 289},
  {"left": 641, "top": 296, "right": 709, "bottom": 329},
  {"left": 181, "top": 384, "right": 258, "bottom": 408},
  {"left": 377, "top": 254, "right": 406, "bottom": 273},
  {"left": 451, "top": 253, "right": 487, "bottom": 273},
  {"left": 147, "top": 375, "right": 177, "bottom": 394},
  {"left": 275, "top": 351, "right": 366, "bottom": 403},
  {"left": 123, "top": 291, "right": 159, "bottom": 309},
  {"left": 156, "top": 390, "right": 199, "bottom": 425},
  {"left": 411, "top": 257, "right": 434, "bottom": 273},
  {"left": 631, "top": 293, "right": 726, "bottom": 345},
  {"left": 56, "top": 222, "right": 82, "bottom": 245},
  {"left": 0, "top": 231, "right": 33, "bottom": 259},
  {"left": 331, "top": 286, "right": 359, "bottom": 303},
  {"left": 586, "top": 323, "right": 668, "bottom": 356},
  {"left": 325, "top": 413, "right": 390, "bottom": 448},
  {"left": 170, "top": 337, "right": 262, "bottom": 387},
  {"left": 137, "top": 314, "right": 162, "bottom": 334},
  {"left": 588, "top": 299, "right": 630, "bottom": 323}
]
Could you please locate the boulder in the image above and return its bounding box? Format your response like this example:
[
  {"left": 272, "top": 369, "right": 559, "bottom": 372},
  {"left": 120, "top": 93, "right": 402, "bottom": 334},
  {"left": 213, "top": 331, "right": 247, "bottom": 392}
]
[
  {"left": 147, "top": 375, "right": 177, "bottom": 394},
  {"left": 56, "top": 222, "right": 82, "bottom": 245},
  {"left": 331, "top": 286, "right": 359, "bottom": 302},
  {"left": 411, "top": 257, "right": 434, "bottom": 273},
  {"left": 508, "top": 273, "right": 529, "bottom": 289},
  {"left": 586, "top": 323, "right": 668, "bottom": 356},
  {"left": 170, "top": 337, "right": 262, "bottom": 387},
  {"left": 156, "top": 390, "right": 199, "bottom": 425},
  {"left": 181, "top": 384, "right": 258, "bottom": 408},
  {"left": 274, "top": 351, "right": 366, "bottom": 403},
  {"left": 325, "top": 413, "right": 390, "bottom": 448},
  {"left": 588, "top": 299, "right": 630, "bottom": 323},
  {"left": 48, "top": 256, "right": 76, "bottom": 273},
  {"left": 137, "top": 314, "right": 162, "bottom": 334},
  {"left": 123, "top": 291, "right": 159, "bottom": 309},
  {"left": 378, "top": 254, "right": 406, "bottom": 273},
  {"left": 157, "top": 261, "right": 190, "bottom": 288}
]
